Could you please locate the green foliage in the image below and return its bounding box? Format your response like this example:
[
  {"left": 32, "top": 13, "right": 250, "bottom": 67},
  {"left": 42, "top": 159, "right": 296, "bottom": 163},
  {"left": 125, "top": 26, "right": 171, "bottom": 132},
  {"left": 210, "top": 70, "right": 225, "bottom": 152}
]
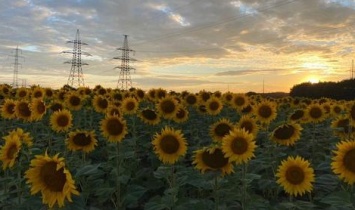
[
  {"left": 290, "top": 78, "right": 355, "bottom": 100},
  {"left": 0, "top": 86, "right": 354, "bottom": 209}
]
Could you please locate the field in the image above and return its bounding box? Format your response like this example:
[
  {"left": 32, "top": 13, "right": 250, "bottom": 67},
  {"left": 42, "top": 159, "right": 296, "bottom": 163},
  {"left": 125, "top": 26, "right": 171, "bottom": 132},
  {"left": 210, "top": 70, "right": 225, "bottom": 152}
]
[{"left": 0, "top": 84, "right": 354, "bottom": 210}]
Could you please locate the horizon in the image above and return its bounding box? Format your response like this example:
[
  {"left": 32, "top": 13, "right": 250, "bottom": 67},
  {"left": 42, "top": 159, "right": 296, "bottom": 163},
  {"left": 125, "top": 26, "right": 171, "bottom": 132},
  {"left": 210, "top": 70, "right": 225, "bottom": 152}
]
[{"left": 0, "top": 0, "right": 354, "bottom": 93}]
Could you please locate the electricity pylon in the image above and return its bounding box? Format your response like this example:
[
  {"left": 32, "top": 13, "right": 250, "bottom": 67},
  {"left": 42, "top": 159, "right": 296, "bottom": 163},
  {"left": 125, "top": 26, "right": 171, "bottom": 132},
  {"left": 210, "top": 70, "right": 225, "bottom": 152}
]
[
  {"left": 62, "top": 29, "right": 91, "bottom": 88},
  {"left": 113, "top": 35, "right": 137, "bottom": 90},
  {"left": 9, "top": 46, "right": 24, "bottom": 88}
]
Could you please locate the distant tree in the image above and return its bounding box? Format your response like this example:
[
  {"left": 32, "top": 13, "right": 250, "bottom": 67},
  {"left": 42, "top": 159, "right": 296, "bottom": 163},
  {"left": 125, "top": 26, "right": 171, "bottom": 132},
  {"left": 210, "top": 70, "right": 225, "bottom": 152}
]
[{"left": 290, "top": 79, "right": 355, "bottom": 100}]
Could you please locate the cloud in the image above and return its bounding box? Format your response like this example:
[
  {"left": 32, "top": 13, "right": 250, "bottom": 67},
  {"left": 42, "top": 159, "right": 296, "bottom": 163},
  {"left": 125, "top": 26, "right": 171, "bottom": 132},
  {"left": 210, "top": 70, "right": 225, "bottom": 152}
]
[{"left": 215, "top": 68, "right": 287, "bottom": 76}]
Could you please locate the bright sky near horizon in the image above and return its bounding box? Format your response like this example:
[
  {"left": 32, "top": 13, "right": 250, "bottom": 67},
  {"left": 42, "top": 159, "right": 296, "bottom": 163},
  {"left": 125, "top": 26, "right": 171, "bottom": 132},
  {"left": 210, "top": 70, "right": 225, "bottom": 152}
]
[{"left": 0, "top": 0, "right": 354, "bottom": 93}]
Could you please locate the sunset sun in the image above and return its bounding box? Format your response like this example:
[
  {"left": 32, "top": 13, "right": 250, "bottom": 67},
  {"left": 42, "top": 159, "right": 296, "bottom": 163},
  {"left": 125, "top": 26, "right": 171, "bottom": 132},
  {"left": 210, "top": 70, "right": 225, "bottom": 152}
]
[{"left": 309, "top": 78, "right": 320, "bottom": 84}]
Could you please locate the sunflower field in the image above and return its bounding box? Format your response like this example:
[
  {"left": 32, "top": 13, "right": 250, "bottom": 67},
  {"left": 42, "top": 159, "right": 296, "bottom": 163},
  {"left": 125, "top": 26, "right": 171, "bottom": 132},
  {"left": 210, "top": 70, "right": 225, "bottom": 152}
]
[{"left": 0, "top": 83, "right": 355, "bottom": 210}]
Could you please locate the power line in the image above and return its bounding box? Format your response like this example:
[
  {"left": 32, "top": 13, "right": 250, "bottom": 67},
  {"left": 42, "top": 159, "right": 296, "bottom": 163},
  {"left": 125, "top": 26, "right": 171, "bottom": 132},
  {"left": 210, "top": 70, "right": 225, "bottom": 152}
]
[
  {"left": 114, "top": 35, "right": 137, "bottom": 90},
  {"left": 62, "top": 29, "right": 91, "bottom": 88},
  {"left": 8, "top": 46, "right": 25, "bottom": 88}
]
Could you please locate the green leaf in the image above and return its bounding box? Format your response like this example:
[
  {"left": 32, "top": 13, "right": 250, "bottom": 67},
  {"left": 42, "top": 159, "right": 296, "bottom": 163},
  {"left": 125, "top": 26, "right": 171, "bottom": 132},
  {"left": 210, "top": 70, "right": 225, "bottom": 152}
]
[
  {"left": 176, "top": 175, "right": 188, "bottom": 186},
  {"left": 277, "top": 201, "right": 296, "bottom": 209},
  {"left": 75, "top": 163, "right": 101, "bottom": 176},
  {"left": 144, "top": 196, "right": 168, "bottom": 210},
  {"left": 124, "top": 185, "right": 147, "bottom": 206},
  {"left": 118, "top": 174, "right": 130, "bottom": 184},
  {"left": 153, "top": 165, "right": 171, "bottom": 179},
  {"left": 320, "top": 191, "right": 353, "bottom": 208},
  {"left": 94, "top": 187, "right": 116, "bottom": 197}
]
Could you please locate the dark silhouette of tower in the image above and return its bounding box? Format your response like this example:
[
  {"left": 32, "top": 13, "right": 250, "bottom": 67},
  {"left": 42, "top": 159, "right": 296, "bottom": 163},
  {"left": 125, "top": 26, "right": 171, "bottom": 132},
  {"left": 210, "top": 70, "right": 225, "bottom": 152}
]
[
  {"left": 9, "top": 46, "right": 24, "bottom": 88},
  {"left": 113, "top": 35, "right": 137, "bottom": 90},
  {"left": 62, "top": 29, "right": 91, "bottom": 88}
]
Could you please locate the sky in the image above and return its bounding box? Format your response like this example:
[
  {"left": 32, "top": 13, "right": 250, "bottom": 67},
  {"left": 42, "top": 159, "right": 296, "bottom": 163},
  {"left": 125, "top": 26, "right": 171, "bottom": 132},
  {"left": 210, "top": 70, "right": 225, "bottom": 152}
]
[{"left": 0, "top": 0, "right": 354, "bottom": 93}]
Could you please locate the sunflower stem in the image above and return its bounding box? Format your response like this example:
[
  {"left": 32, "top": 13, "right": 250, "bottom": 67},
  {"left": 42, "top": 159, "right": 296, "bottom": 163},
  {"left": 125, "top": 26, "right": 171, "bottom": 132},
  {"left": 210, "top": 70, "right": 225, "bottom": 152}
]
[
  {"left": 308, "top": 192, "right": 313, "bottom": 203},
  {"left": 311, "top": 123, "right": 316, "bottom": 160},
  {"left": 169, "top": 164, "right": 176, "bottom": 210},
  {"left": 214, "top": 175, "right": 219, "bottom": 210},
  {"left": 17, "top": 165, "right": 22, "bottom": 205},
  {"left": 115, "top": 142, "right": 122, "bottom": 209},
  {"left": 350, "top": 184, "right": 355, "bottom": 209},
  {"left": 82, "top": 151, "right": 86, "bottom": 164},
  {"left": 241, "top": 163, "right": 247, "bottom": 210},
  {"left": 4, "top": 169, "right": 8, "bottom": 207},
  {"left": 131, "top": 115, "right": 138, "bottom": 161}
]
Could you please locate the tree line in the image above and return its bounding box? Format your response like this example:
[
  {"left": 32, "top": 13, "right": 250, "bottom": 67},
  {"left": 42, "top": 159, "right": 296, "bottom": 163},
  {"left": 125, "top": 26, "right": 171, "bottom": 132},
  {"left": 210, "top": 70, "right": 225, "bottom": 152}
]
[{"left": 289, "top": 79, "right": 355, "bottom": 100}]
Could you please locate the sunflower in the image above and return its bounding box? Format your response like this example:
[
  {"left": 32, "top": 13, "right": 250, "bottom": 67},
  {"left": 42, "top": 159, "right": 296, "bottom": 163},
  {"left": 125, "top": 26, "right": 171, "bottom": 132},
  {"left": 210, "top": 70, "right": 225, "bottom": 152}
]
[
  {"left": 270, "top": 122, "right": 303, "bottom": 146},
  {"left": 110, "top": 91, "right": 124, "bottom": 101},
  {"left": 138, "top": 108, "right": 161, "bottom": 125},
  {"left": 16, "top": 87, "right": 29, "bottom": 99},
  {"left": 95, "top": 87, "right": 107, "bottom": 96},
  {"left": 156, "top": 88, "right": 167, "bottom": 100},
  {"left": 44, "top": 88, "right": 54, "bottom": 99},
  {"left": 241, "top": 104, "right": 254, "bottom": 115},
  {"left": 330, "top": 103, "right": 344, "bottom": 117},
  {"left": 231, "top": 93, "right": 249, "bottom": 111},
  {"left": 197, "top": 90, "right": 211, "bottom": 103},
  {"left": 322, "top": 102, "right": 331, "bottom": 116},
  {"left": 106, "top": 105, "right": 122, "bottom": 117},
  {"left": 213, "top": 91, "right": 222, "bottom": 98},
  {"left": 173, "top": 106, "right": 189, "bottom": 123},
  {"left": 152, "top": 126, "right": 187, "bottom": 164},
  {"left": 156, "top": 96, "right": 179, "bottom": 120},
  {"left": 0, "top": 84, "right": 11, "bottom": 97},
  {"left": 6, "top": 127, "right": 33, "bottom": 147},
  {"left": 77, "top": 87, "right": 91, "bottom": 96},
  {"left": 1, "top": 99, "right": 17, "bottom": 119},
  {"left": 30, "top": 99, "right": 46, "bottom": 121},
  {"left": 253, "top": 100, "right": 277, "bottom": 124},
  {"left": 65, "top": 92, "right": 84, "bottom": 111},
  {"left": 305, "top": 103, "right": 326, "bottom": 123},
  {"left": 66, "top": 130, "right": 97, "bottom": 153},
  {"left": 92, "top": 95, "right": 110, "bottom": 113},
  {"left": 31, "top": 86, "right": 45, "bottom": 99},
  {"left": 236, "top": 115, "right": 259, "bottom": 136},
  {"left": 121, "top": 97, "right": 139, "bottom": 115},
  {"left": 134, "top": 88, "right": 146, "bottom": 101},
  {"left": 25, "top": 152, "right": 79, "bottom": 208},
  {"left": 288, "top": 109, "right": 307, "bottom": 123},
  {"left": 209, "top": 118, "right": 234, "bottom": 142},
  {"left": 49, "top": 100, "right": 64, "bottom": 112},
  {"left": 50, "top": 109, "right": 73, "bottom": 132},
  {"left": 331, "top": 140, "right": 355, "bottom": 185},
  {"left": 0, "top": 135, "right": 22, "bottom": 170},
  {"left": 276, "top": 156, "right": 315, "bottom": 197},
  {"left": 100, "top": 115, "right": 128, "bottom": 143},
  {"left": 147, "top": 88, "right": 157, "bottom": 102},
  {"left": 222, "top": 91, "right": 234, "bottom": 105},
  {"left": 205, "top": 96, "right": 223, "bottom": 116},
  {"left": 14, "top": 100, "right": 32, "bottom": 121},
  {"left": 331, "top": 117, "right": 355, "bottom": 139},
  {"left": 197, "top": 104, "right": 207, "bottom": 115},
  {"left": 123, "top": 91, "right": 131, "bottom": 99},
  {"left": 184, "top": 93, "right": 198, "bottom": 107},
  {"left": 192, "top": 146, "right": 234, "bottom": 176},
  {"left": 222, "top": 128, "right": 256, "bottom": 164},
  {"left": 56, "top": 89, "right": 67, "bottom": 101}
]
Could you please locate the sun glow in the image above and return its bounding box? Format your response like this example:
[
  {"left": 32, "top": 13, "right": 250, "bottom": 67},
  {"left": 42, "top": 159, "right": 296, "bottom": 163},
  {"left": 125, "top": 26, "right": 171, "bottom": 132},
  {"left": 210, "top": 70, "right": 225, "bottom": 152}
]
[{"left": 308, "top": 78, "right": 319, "bottom": 84}]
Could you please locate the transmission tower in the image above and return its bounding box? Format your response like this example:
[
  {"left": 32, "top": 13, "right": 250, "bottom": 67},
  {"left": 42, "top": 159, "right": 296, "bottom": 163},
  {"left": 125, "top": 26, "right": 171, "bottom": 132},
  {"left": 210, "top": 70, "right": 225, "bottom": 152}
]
[
  {"left": 113, "top": 35, "right": 137, "bottom": 90},
  {"left": 62, "top": 29, "right": 91, "bottom": 88},
  {"left": 9, "top": 46, "right": 24, "bottom": 88}
]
